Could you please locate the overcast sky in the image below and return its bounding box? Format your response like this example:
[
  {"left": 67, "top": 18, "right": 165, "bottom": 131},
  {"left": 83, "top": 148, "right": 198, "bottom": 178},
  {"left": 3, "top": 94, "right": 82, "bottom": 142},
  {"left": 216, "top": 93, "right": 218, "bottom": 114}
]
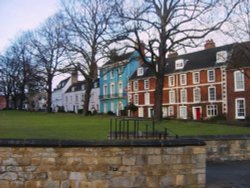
[{"left": 0, "top": 0, "right": 60, "bottom": 53}]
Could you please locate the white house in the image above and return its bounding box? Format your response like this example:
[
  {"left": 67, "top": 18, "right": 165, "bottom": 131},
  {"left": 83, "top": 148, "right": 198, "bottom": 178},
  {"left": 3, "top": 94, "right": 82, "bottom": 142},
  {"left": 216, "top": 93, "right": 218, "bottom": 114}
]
[
  {"left": 52, "top": 72, "right": 78, "bottom": 112},
  {"left": 64, "top": 79, "right": 100, "bottom": 113}
]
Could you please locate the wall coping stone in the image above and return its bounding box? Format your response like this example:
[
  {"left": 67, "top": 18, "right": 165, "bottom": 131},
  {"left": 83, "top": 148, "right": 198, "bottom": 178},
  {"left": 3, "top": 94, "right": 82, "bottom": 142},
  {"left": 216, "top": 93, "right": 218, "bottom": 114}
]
[
  {"left": 0, "top": 138, "right": 205, "bottom": 147},
  {"left": 181, "top": 134, "right": 250, "bottom": 141}
]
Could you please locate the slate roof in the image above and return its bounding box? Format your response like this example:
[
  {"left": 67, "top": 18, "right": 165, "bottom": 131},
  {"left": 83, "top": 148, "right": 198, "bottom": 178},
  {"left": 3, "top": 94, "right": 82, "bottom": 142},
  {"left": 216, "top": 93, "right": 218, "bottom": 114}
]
[
  {"left": 102, "top": 52, "right": 134, "bottom": 67},
  {"left": 53, "top": 77, "right": 70, "bottom": 91},
  {"left": 65, "top": 79, "right": 100, "bottom": 93},
  {"left": 129, "top": 42, "right": 245, "bottom": 80}
]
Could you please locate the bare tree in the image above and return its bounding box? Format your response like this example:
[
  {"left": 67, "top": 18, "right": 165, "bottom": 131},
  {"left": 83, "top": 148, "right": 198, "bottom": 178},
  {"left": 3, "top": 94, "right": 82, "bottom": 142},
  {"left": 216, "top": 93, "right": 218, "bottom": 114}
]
[
  {"left": 61, "top": 0, "right": 121, "bottom": 115},
  {"left": 117, "top": 0, "right": 239, "bottom": 121},
  {"left": 30, "top": 13, "right": 67, "bottom": 112}
]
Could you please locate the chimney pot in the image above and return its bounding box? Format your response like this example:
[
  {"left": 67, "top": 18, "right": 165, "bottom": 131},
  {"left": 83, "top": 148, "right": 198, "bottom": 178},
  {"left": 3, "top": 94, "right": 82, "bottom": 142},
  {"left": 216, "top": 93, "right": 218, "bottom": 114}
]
[{"left": 204, "top": 39, "right": 215, "bottom": 49}]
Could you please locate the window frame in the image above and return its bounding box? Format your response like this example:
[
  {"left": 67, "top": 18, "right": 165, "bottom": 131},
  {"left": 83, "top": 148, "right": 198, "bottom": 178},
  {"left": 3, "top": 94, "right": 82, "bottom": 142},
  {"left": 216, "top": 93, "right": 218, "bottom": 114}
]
[
  {"left": 133, "top": 80, "right": 138, "bottom": 91},
  {"left": 208, "top": 86, "right": 216, "bottom": 102},
  {"left": 169, "top": 90, "right": 176, "bottom": 104},
  {"left": 134, "top": 94, "right": 139, "bottom": 105},
  {"left": 180, "top": 74, "right": 187, "bottom": 86},
  {"left": 144, "top": 79, "right": 149, "bottom": 90},
  {"left": 180, "top": 89, "right": 187, "bottom": 103},
  {"left": 234, "top": 70, "right": 245, "bottom": 92},
  {"left": 207, "top": 69, "right": 215, "bottom": 82},
  {"left": 193, "top": 87, "right": 201, "bottom": 103},
  {"left": 169, "top": 75, "right": 175, "bottom": 87},
  {"left": 144, "top": 92, "right": 150, "bottom": 105},
  {"left": 207, "top": 105, "right": 218, "bottom": 117},
  {"left": 193, "top": 72, "right": 200, "bottom": 84},
  {"left": 235, "top": 98, "right": 245, "bottom": 119}
]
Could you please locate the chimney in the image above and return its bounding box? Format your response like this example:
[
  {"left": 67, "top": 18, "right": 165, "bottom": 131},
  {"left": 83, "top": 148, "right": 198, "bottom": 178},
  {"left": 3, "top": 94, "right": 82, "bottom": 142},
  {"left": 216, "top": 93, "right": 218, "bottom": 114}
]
[
  {"left": 71, "top": 70, "right": 78, "bottom": 84},
  {"left": 168, "top": 51, "right": 178, "bottom": 58},
  {"left": 204, "top": 39, "right": 215, "bottom": 49}
]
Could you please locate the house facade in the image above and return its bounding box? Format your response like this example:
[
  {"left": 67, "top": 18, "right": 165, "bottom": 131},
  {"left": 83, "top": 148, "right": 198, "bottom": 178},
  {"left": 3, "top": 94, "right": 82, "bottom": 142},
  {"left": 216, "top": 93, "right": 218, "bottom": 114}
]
[
  {"left": 99, "top": 51, "right": 140, "bottom": 115},
  {"left": 128, "top": 40, "right": 250, "bottom": 121},
  {"left": 64, "top": 79, "right": 100, "bottom": 113},
  {"left": 51, "top": 72, "right": 77, "bottom": 112}
]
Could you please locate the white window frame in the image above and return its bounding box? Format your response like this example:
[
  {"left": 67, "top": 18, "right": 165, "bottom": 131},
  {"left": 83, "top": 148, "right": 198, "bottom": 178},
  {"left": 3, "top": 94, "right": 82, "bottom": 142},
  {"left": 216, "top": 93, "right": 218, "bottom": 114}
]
[
  {"left": 169, "top": 75, "right": 175, "bottom": 87},
  {"left": 193, "top": 88, "right": 201, "bottom": 103},
  {"left": 169, "top": 90, "right": 175, "bottom": 104},
  {"left": 103, "top": 84, "right": 108, "bottom": 96},
  {"left": 138, "top": 107, "right": 144, "bottom": 117},
  {"left": 134, "top": 94, "right": 139, "bottom": 105},
  {"left": 207, "top": 70, "right": 215, "bottom": 82},
  {"left": 110, "top": 69, "right": 114, "bottom": 79},
  {"left": 216, "top": 51, "right": 227, "bottom": 63},
  {"left": 137, "top": 67, "right": 144, "bottom": 76},
  {"left": 133, "top": 80, "right": 138, "bottom": 91},
  {"left": 235, "top": 98, "right": 245, "bottom": 119},
  {"left": 179, "top": 106, "right": 187, "bottom": 119},
  {"left": 180, "top": 89, "right": 187, "bottom": 103},
  {"left": 193, "top": 72, "right": 200, "bottom": 84},
  {"left": 207, "top": 105, "right": 218, "bottom": 117},
  {"left": 208, "top": 86, "right": 216, "bottom": 102},
  {"left": 110, "top": 83, "right": 115, "bottom": 96},
  {"left": 234, "top": 70, "right": 245, "bottom": 91},
  {"left": 103, "top": 69, "right": 107, "bottom": 80},
  {"left": 118, "top": 81, "right": 123, "bottom": 95},
  {"left": 128, "top": 82, "right": 131, "bottom": 91},
  {"left": 180, "top": 74, "right": 187, "bottom": 86},
  {"left": 168, "top": 106, "right": 174, "bottom": 117},
  {"left": 144, "top": 93, "right": 150, "bottom": 105},
  {"left": 144, "top": 79, "right": 149, "bottom": 90}
]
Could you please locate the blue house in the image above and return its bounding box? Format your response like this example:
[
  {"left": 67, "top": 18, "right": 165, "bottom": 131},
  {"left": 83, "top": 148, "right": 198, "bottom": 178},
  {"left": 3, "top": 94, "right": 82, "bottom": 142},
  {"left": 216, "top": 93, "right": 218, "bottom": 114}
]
[{"left": 99, "top": 51, "right": 140, "bottom": 115}]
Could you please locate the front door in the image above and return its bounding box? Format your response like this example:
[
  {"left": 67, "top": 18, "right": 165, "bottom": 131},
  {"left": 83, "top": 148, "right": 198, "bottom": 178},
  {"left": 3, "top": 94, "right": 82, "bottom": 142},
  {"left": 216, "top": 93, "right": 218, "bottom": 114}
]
[{"left": 193, "top": 107, "right": 202, "bottom": 120}]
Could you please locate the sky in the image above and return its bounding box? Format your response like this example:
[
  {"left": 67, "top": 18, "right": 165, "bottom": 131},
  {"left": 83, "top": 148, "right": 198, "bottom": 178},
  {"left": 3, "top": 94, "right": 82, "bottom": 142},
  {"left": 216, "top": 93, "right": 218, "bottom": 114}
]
[{"left": 0, "top": 0, "right": 60, "bottom": 53}]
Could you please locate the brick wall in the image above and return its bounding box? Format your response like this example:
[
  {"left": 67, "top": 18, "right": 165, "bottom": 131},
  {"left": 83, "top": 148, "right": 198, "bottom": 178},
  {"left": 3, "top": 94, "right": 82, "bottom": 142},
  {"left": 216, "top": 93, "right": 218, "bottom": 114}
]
[{"left": 0, "top": 139, "right": 206, "bottom": 188}]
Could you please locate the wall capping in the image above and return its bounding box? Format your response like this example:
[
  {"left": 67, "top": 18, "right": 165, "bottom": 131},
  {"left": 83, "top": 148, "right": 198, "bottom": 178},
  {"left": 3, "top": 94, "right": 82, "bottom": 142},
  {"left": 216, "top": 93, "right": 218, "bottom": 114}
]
[
  {"left": 181, "top": 134, "right": 250, "bottom": 141},
  {"left": 0, "top": 138, "right": 205, "bottom": 147}
]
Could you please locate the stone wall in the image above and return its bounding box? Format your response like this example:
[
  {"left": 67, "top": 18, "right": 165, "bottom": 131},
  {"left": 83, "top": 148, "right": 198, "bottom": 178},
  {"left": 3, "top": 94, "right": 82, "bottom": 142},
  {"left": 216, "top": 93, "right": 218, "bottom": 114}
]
[
  {"left": 184, "top": 135, "right": 250, "bottom": 161},
  {"left": 0, "top": 139, "right": 206, "bottom": 188}
]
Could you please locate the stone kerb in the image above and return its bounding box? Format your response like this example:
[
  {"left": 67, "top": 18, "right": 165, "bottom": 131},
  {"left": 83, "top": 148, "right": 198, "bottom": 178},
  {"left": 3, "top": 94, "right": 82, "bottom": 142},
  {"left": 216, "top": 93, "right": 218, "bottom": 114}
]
[{"left": 0, "top": 139, "right": 206, "bottom": 188}]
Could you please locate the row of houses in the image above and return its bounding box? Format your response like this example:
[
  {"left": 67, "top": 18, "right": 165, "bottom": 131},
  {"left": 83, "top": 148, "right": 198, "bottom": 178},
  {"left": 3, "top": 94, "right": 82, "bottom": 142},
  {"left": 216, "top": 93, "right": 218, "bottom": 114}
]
[{"left": 52, "top": 40, "right": 250, "bottom": 121}]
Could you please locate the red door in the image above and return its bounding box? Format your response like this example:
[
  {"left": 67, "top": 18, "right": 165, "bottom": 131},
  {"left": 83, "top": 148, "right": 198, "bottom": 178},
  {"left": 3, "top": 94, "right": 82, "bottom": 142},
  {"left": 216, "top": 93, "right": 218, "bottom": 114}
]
[{"left": 196, "top": 108, "right": 201, "bottom": 120}]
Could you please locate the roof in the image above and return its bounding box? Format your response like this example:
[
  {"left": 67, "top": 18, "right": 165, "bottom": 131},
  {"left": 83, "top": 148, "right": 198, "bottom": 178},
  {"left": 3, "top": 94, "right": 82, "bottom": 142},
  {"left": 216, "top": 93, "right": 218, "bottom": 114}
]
[
  {"left": 53, "top": 77, "right": 70, "bottom": 91},
  {"left": 65, "top": 79, "right": 100, "bottom": 93},
  {"left": 102, "top": 52, "right": 134, "bottom": 68},
  {"left": 130, "top": 41, "right": 250, "bottom": 80},
  {"left": 66, "top": 81, "right": 85, "bottom": 93}
]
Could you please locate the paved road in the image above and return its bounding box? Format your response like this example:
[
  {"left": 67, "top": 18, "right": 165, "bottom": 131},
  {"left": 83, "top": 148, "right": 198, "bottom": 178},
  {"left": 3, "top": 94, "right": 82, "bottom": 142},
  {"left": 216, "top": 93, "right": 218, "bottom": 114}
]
[{"left": 206, "top": 161, "right": 250, "bottom": 188}]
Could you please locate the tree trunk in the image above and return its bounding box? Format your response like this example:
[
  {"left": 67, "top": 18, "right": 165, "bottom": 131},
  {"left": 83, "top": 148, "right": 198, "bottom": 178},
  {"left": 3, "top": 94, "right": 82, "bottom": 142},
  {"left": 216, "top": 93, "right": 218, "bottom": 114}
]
[
  {"left": 154, "top": 72, "right": 164, "bottom": 121},
  {"left": 18, "top": 84, "right": 25, "bottom": 110},
  {"left": 46, "top": 78, "right": 52, "bottom": 113},
  {"left": 83, "top": 80, "right": 92, "bottom": 115}
]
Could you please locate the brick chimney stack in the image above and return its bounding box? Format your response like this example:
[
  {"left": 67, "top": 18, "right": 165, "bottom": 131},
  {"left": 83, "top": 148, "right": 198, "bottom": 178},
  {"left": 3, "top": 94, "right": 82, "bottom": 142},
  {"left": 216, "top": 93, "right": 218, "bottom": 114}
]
[
  {"left": 204, "top": 39, "right": 215, "bottom": 49},
  {"left": 71, "top": 70, "right": 78, "bottom": 84},
  {"left": 135, "top": 41, "right": 145, "bottom": 65},
  {"left": 168, "top": 51, "right": 178, "bottom": 58}
]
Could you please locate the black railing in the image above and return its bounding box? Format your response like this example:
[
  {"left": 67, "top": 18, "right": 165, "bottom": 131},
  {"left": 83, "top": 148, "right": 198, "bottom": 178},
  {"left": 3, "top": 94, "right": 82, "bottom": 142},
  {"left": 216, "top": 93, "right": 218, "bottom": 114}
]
[
  {"left": 100, "top": 93, "right": 127, "bottom": 100},
  {"left": 108, "top": 117, "right": 178, "bottom": 140}
]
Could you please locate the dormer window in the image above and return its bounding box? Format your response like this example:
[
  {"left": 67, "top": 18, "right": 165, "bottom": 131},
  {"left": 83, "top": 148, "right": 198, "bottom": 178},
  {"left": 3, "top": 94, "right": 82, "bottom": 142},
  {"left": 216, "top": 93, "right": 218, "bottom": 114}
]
[
  {"left": 216, "top": 51, "right": 227, "bottom": 63},
  {"left": 137, "top": 67, "right": 144, "bottom": 76},
  {"left": 175, "top": 59, "right": 185, "bottom": 70},
  {"left": 72, "top": 87, "right": 75, "bottom": 92}
]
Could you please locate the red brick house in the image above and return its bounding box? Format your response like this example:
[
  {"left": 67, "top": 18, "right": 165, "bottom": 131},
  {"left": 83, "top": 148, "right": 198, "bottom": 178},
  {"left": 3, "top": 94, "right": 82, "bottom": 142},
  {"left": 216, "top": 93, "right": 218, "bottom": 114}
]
[
  {"left": 0, "top": 95, "right": 7, "bottom": 110},
  {"left": 128, "top": 40, "right": 250, "bottom": 121}
]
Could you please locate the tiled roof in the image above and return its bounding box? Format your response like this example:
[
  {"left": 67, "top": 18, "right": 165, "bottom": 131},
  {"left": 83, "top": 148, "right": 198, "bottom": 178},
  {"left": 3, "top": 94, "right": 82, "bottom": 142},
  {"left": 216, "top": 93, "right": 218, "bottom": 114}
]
[
  {"left": 129, "top": 42, "right": 249, "bottom": 80},
  {"left": 66, "top": 81, "right": 85, "bottom": 93}
]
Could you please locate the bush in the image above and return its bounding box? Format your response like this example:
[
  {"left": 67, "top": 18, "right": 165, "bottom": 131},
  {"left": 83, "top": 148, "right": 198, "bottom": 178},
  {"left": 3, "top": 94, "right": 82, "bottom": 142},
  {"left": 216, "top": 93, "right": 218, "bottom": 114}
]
[
  {"left": 208, "top": 114, "right": 227, "bottom": 122},
  {"left": 107, "top": 111, "right": 115, "bottom": 116}
]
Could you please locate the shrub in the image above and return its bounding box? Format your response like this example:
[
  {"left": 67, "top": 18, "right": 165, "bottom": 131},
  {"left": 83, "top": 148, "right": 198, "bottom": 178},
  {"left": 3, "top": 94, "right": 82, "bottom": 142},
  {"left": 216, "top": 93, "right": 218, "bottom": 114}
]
[{"left": 107, "top": 111, "right": 115, "bottom": 116}]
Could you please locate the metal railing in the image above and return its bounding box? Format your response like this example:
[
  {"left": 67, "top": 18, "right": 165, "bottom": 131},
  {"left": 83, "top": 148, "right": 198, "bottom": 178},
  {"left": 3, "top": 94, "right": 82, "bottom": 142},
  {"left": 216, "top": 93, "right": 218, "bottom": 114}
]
[
  {"left": 100, "top": 93, "right": 127, "bottom": 100},
  {"left": 108, "top": 117, "right": 178, "bottom": 140}
]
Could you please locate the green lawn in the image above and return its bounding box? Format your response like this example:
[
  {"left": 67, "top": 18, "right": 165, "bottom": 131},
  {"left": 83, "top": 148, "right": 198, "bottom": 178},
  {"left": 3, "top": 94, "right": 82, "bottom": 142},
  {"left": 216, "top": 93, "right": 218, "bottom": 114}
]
[{"left": 0, "top": 110, "right": 250, "bottom": 140}]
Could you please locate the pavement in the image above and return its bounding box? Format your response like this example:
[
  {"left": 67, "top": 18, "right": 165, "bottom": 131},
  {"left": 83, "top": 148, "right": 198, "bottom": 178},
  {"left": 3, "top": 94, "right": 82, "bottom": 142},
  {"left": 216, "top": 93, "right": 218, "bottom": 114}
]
[{"left": 206, "top": 160, "right": 250, "bottom": 188}]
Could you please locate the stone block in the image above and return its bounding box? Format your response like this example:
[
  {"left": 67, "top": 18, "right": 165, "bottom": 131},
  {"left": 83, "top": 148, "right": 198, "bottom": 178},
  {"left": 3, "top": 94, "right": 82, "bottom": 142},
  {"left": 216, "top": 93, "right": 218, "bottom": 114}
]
[
  {"left": 25, "top": 166, "right": 37, "bottom": 172},
  {"left": 197, "top": 173, "right": 206, "bottom": 185},
  {"left": 3, "top": 158, "right": 18, "bottom": 166},
  {"left": 0, "top": 166, "right": 5, "bottom": 173},
  {"left": 92, "top": 180, "right": 108, "bottom": 188},
  {"left": 33, "top": 172, "right": 48, "bottom": 180},
  {"left": 51, "top": 170, "right": 68, "bottom": 180},
  {"left": 159, "top": 176, "right": 174, "bottom": 187},
  {"left": 148, "top": 155, "right": 162, "bottom": 165},
  {"left": 44, "top": 180, "right": 60, "bottom": 188},
  {"left": 0, "top": 172, "right": 17, "bottom": 180},
  {"left": 110, "top": 176, "right": 133, "bottom": 187},
  {"left": 122, "top": 155, "right": 136, "bottom": 166},
  {"left": 24, "top": 181, "right": 39, "bottom": 188},
  {"left": 69, "top": 172, "right": 86, "bottom": 180},
  {"left": 175, "top": 174, "right": 184, "bottom": 186},
  {"left": 163, "top": 147, "right": 184, "bottom": 155},
  {"left": 41, "top": 158, "right": 55, "bottom": 165},
  {"left": 193, "top": 147, "right": 206, "bottom": 154},
  {"left": 31, "top": 158, "right": 41, "bottom": 166},
  {"left": 10, "top": 181, "right": 24, "bottom": 188},
  {"left": 146, "top": 176, "right": 158, "bottom": 187},
  {"left": 6, "top": 166, "right": 22, "bottom": 172},
  {"left": 16, "top": 158, "right": 31, "bottom": 166},
  {"left": 17, "top": 172, "right": 33, "bottom": 181},
  {"left": 0, "top": 181, "right": 9, "bottom": 188},
  {"left": 82, "top": 157, "right": 98, "bottom": 165},
  {"left": 79, "top": 181, "right": 91, "bottom": 188}
]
